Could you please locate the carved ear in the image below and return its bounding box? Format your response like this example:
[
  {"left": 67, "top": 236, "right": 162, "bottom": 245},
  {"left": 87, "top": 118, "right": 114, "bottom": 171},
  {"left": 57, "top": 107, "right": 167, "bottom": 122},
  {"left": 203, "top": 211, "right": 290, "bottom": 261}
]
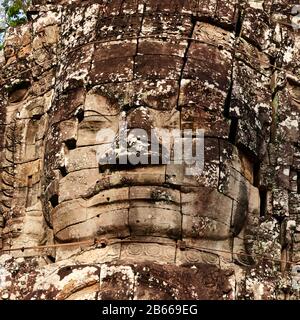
[{"left": 8, "top": 81, "right": 31, "bottom": 103}]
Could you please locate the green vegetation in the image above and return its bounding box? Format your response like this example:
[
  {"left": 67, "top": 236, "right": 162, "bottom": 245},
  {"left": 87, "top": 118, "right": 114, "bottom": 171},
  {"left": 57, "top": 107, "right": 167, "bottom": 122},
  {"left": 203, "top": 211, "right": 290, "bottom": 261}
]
[{"left": 0, "top": 0, "right": 31, "bottom": 49}]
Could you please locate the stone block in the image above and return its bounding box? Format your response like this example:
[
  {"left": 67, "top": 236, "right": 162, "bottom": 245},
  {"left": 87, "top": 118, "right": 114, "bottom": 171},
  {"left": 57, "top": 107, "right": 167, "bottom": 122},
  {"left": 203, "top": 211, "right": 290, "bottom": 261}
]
[
  {"left": 72, "top": 244, "right": 121, "bottom": 264},
  {"left": 135, "top": 55, "right": 183, "bottom": 80},
  {"left": 176, "top": 247, "right": 220, "bottom": 266},
  {"left": 52, "top": 198, "right": 87, "bottom": 234},
  {"left": 55, "top": 209, "right": 130, "bottom": 242},
  {"left": 90, "top": 56, "right": 134, "bottom": 84},
  {"left": 66, "top": 146, "right": 99, "bottom": 173},
  {"left": 120, "top": 242, "right": 176, "bottom": 264},
  {"left": 77, "top": 121, "right": 117, "bottom": 147},
  {"left": 166, "top": 138, "right": 219, "bottom": 188},
  {"left": 96, "top": 14, "right": 143, "bottom": 41},
  {"left": 58, "top": 168, "right": 99, "bottom": 202},
  {"left": 182, "top": 215, "right": 231, "bottom": 241},
  {"left": 87, "top": 187, "right": 129, "bottom": 207},
  {"left": 139, "top": 38, "right": 188, "bottom": 57},
  {"left": 182, "top": 187, "right": 233, "bottom": 226},
  {"left": 130, "top": 186, "right": 180, "bottom": 203},
  {"left": 94, "top": 40, "right": 137, "bottom": 61},
  {"left": 141, "top": 12, "right": 193, "bottom": 37},
  {"left": 129, "top": 205, "right": 181, "bottom": 239},
  {"left": 127, "top": 79, "right": 178, "bottom": 111}
]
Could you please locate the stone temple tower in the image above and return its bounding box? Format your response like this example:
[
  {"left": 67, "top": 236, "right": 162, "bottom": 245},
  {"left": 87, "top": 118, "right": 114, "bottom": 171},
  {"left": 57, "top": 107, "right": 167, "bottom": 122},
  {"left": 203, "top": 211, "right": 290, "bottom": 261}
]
[{"left": 0, "top": 0, "right": 299, "bottom": 300}]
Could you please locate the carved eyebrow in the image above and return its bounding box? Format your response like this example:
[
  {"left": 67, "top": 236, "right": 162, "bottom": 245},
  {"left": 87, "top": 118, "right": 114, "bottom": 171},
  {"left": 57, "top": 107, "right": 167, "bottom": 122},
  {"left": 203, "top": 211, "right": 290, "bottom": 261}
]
[{"left": 83, "top": 109, "right": 119, "bottom": 121}]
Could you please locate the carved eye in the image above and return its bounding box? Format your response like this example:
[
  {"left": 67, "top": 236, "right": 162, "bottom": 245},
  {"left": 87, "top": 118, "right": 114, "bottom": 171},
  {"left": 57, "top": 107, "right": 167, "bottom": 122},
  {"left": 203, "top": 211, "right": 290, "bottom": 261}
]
[{"left": 8, "top": 81, "right": 31, "bottom": 103}]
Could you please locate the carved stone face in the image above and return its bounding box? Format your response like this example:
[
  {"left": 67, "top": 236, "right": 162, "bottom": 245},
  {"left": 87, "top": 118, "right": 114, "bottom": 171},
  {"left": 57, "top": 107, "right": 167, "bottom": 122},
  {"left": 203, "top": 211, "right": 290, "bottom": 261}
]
[
  {"left": 3, "top": 0, "right": 296, "bottom": 271},
  {"left": 1, "top": 0, "right": 300, "bottom": 300},
  {"left": 36, "top": 6, "right": 262, "bottom": 266}
]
